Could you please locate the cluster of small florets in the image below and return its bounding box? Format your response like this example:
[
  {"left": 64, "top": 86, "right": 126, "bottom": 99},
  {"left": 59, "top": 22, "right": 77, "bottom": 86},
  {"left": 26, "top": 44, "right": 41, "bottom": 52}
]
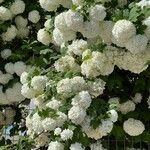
[{"left": 0, "top": 0, "right": 41, "bottom": 42}]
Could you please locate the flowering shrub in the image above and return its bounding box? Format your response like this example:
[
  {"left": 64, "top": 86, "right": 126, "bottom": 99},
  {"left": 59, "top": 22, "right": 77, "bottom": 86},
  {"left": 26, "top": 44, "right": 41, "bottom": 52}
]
[{"left": 1, "top": 0, "right": 150, "bottom": 149}]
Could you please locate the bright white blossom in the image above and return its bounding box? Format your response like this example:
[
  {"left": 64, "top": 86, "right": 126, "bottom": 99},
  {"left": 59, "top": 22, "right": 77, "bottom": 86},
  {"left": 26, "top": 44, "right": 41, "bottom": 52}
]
[
  {"left": 1, "top": 49, "right": 12, "bottom": 59},
  {"left": 28, "top": 10, "right": 40, "bottom": 23},
  {"left": 48, "top": 141, "right": 64, "bottom": 150},
  {"left": 123, "top": 118, "right": 145, "bottom": 136},
  {"left": 70, "top": 143, "right": 84, "bottom": 150},
  {"left": 0, "top": 6, "right": 12, "bottom": 21},
  {"left": 60, "top": 129, "right": 73, "bottom": 141}
]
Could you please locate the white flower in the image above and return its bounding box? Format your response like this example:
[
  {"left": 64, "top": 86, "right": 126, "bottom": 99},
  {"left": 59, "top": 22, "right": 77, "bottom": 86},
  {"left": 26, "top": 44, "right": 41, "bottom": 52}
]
[
  {"left": 70, "top": 143, "right": 84, "bottom": 150},
  {"left": 0, "top": 71, "right": 13, "bottom": 85},
  {"left": 15, "top": 16, "right": 28, "bottom": 28},
  {"left": 5, "top": 63, "right": 14, "bottom": 74},
  {"left": 35, "top": 133, "right": 49, "bottom": 148},
  {"left": 54, "top": 128, "right": 62, "bottom": 135},
  {"left": 65, "top": 9, "right": 84, "bottom": 32},
  {"left": 42, "top": 118, "right": 57, "bottom": 131},
  {"left": 60, "top": 129, "right": 73, "bottom": 141},
  {"left": 39, "top": 0, "right": 59, "bottom": 12},
  {"left": 68, "top": 106, "right": 86, "bottom": 125},
  {"left": 28, "top": 10, "right": 40, "bottom": 23},
  {"left": 125, "top": 34, "right": 148, "bottom": 54},
  {"left": 14, "top": 61, "right": 26, "bottom": 76},
  {"left": 119, "top": 100, "right": 135, "bottom": 114},
  {"left": 20, "top": 72, "right": 29, "bottom": 84},
  {"left": 57, "top": 77, "right": 86, "bottom": 97},
  {"left": 54, "top": 55, "right": 80, "bottom": 72},
  {"left": 90, "top": 141, "right": 106, "bottom": 150},
  {"left": 112, "top": 20, "right": 136, "bottom": 47},
  {"left": 99, "top": 21, "right": 114, "bottom": 44},
  {"left": 107, "top": 109, "right": 118, "bottom": 122},
  {"left": 123, "top": 118, "right": 145, "bottom": 136},
  {"left": 32, "top": 113, "right": 44, "bottom": 134},
  {"left": 31, "top": 75, "right": 48, "bottom": 92},
  {"left": 17, "top": 27, "right": 30, "bottom": 39},
  {"left": 37, "top": 28, "right": 52, "bottom": 45},
  {"left": 132, "top": 93, "right": 142, "bottom": 104},
  {"left": 89, "top": 5, "right": 106, "bottom": 21},
  {"left": 6, "top": 82, "right": 25, "bottom": 103},
  {"left": 81, "top": 51, "right": 114, "bottom": 77},
  {"left": 21, "top": 83, "right": 36, "bottom": 99},
  {"left": 68, "top": 39, "right": 88, "bottom": 56},
  {"left": 1, "top": 25, "right": 18, "bottom": 42},
  {"left": 0, "top": 6, "right": 12, "bottom": 21},
  {"left": 10, "top": 0, "right": 25, "bottom": 15},
  {"left": 72, "top": 91, "right": 92, "bottom": 109},
  {"left": 53, "top": 28, "right": 76, "bottom": 46},
  {"left": 136, "top": 0, "right": 150, "bottom": 8},
  {"left": 1, "top": 49, "right": 12, "bottom": 59},
  {"left": 48, "top": 141, "right": 64, "bottom": 150},
  {"left": 56, "top": 111, "right": 67, "bottom": 127},
  {"left": 54, "top": 12, "right": 68, "bottom": 31},
  {"left": 81, "top": 21, "right": 100, "bottom": 38},
  {"left": 44, "top": 19, "right": 53, "bottom": 29},
  {"left": 100, "top": 119, "right": 113, "bottom": 136},
  {"left": 46, "top": 98, "right": 62, "bottom": 110},
  {"left": 87, "top": 79, "right": 106, "bottom": 97}
]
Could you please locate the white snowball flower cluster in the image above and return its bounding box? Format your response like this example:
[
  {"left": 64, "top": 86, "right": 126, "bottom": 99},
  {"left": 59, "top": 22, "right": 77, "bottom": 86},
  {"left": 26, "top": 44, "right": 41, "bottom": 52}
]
[
  {"left": 10, "top": 0, "right": 25, "bottom": 15},
  {"left": 118, "top": 100, "right": 135, "bottom": 114},
  {"left": 1, "top": 49, "right": 12, "bottom": 59},
  {"left": 132, "top": 93, "right": 142, "bottom": 104},
  {"left": 1, "top": 25, "right": 18, "bottom": 42},
  {"left": 89, "top": 4, "right": 106, "bottom": 22},
  {"left": 112, "top": 20, "right": 136, "bottom": 47},
  {"left": 35, "top": 133, "right": 49, "bottom": 148},
  {"left": 70, "top": 143, "right": 84, "bottom": 150},
  {"left": 123, "top": 118, "right": 145, "bottom": 136},
  {"left": 71, "top": 91, "right": 92, "bottom": 109},
  {"left": 39, "top": 0, "right": 72, "bottom": 12},
  {"left": 46, "top": 98, "right": 62, "bottom": 110},
  {"left": 15, "top": 15, "right": 28, "bottom": 27},
  {"left": 68, "top": 105, "right": 86, "bottom": 125},
  {"left": 0, "top": 82, "right": 25, "bottom": 105},
  {"left": 5, "top": 61, "right": 27, "bottom": 76},
  {"left": 57, "top": 76, "right": 87, "bottom": 97},
  {"left": 6, "top": 82, "right": 25, "bottom": 103},
  {"left": 54, "top": 128, "right": 62, "bottom": 135},
  {"left": 28, "top": 10, "right": 40, "bottom": 23},
  {"left": 125, "top": 34, "right": 148, "bottom": 54},
  {"left": 87, "top": 79, "right": 106, "bottom": 98},
  {"left": 72, "top": 0, "right": 84, "bottom": 6},
  {"left": 0, "top": 71, "right": 13, "bottom": 85},
  {"left": 81, "top": 50, "right": 114, "bottom": 77},
  {"left": 67, "top": 39, "right": 88, "bottom": 56},
  {"left": 48, "top": 141, "right": 64, "bottom": 150},
  {"left": 31, "top": 75, "right": 48, "bottom": 92},
  {"left": 90, "top": 141, "right": 107, "bottom": 150},
  {"left": 37, "top": 28, "right": 52, "bottom": 45},
  {"left": 136, "top": 0, "right": 150, "bottom": 9},
  {"left": 60, "top": 129, "right": 73, "bottom": 141},
  {"left": 0, "top": 6, "right": 12, "bottom": 21},
  {"left": 15, "top": 15, "right": 29, "bottom": 38},
  {"left": 82, "top": 117, "right": 114, "bottom": 140},
  {"left": 54, "top": 55, "right": 80, "bottom": 73}
]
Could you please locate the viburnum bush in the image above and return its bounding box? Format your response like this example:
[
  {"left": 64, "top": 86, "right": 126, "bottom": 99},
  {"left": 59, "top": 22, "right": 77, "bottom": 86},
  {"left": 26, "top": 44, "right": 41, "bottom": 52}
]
[{"left": 1, "top": 0, "right": 150, "bottom": 150}]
